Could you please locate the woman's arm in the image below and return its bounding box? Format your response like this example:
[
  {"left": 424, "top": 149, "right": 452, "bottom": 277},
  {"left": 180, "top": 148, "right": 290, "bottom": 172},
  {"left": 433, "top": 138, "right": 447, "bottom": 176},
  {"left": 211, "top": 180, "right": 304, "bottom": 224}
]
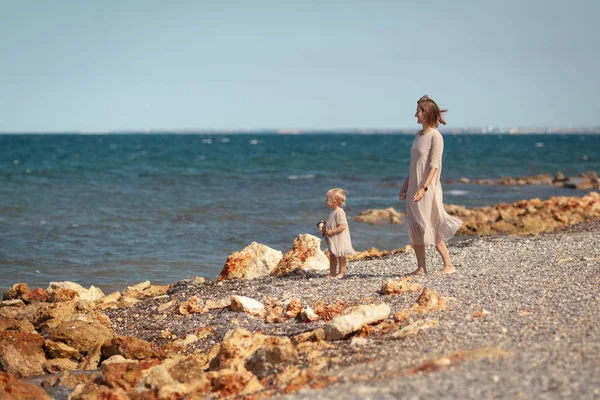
[
  {"left": 413, "top": 134, "right": 443, "bottom": 202},
  {"left": 399, "top": 176, "right": 409, "bottom": 200}
]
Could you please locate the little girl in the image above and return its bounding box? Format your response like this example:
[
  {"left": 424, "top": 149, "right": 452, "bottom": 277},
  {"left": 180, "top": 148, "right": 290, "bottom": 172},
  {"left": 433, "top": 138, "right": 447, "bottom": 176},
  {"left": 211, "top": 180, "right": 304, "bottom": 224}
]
[{"left": 324, "top": 188, "right": 356, "bottom": 279}]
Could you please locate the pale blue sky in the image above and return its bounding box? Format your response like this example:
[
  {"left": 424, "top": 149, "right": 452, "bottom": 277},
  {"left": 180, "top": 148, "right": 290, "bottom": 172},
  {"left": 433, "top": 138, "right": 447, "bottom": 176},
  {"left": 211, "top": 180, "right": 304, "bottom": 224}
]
[{"left": 1, "top": 0, "right": 599, "bottom": 132}]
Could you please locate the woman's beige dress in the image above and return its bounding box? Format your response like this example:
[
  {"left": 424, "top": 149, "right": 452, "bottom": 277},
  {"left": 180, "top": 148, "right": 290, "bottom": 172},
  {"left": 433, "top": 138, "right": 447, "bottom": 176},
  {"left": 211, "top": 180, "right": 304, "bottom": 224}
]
[
  {"left": 406, "top": 129, "right": 463, "bottom": 245},
  {"left": 326, "top": 208, "right": 356, "bottom": 257}
]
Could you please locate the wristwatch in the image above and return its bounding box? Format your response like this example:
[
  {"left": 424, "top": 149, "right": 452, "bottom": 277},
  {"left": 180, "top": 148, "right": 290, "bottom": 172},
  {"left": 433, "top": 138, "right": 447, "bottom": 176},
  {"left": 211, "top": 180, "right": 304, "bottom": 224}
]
[{"left": 421, "top": 185, "right": 428, "bottom": 191}]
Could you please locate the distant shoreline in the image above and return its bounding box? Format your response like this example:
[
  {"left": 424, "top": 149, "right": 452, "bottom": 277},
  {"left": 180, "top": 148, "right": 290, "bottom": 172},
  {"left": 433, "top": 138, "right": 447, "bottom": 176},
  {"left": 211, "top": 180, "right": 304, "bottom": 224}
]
[{"left": 1, "top": 129, "right": 600, "bottom": 135}]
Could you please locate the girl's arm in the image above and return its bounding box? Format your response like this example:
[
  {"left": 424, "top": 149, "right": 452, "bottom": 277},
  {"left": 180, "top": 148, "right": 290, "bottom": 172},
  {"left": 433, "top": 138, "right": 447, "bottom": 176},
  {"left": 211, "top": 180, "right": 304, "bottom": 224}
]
[{"left": 327, "top": 224, "right": 347, "bottom": 236}]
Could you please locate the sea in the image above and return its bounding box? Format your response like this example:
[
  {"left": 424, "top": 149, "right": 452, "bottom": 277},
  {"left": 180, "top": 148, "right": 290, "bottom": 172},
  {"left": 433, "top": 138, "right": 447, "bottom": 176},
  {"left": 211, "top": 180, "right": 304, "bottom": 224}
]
[{"left": 1, "top": 133, "right": 599, "bottom": 294}]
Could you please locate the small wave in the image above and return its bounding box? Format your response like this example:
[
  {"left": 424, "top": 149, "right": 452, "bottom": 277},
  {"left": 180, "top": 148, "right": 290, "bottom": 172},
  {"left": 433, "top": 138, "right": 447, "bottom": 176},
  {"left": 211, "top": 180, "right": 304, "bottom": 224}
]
[
  {"left": 249, "top": 139, "right": 259, "bottom": 145},
  {"left": 202, "top": 139, "right": 213, "bottom": 144},
  {"left": 446, "top": 190, "right": 469, "bottom": 196},
  {"left": 535, "top": 142, "right": 544, "bottom": 148},
  {"left": 288, "top": 174, "right": 315, "bottom": 180},
  {"left": 219, "top": 138, "right": 231, "bottom": 143}
]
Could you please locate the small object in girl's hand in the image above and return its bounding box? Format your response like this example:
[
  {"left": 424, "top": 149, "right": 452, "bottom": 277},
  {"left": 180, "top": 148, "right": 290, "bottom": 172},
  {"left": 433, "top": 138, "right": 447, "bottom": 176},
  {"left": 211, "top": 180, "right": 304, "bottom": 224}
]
[{"left": 317, "top": 220, "right": 326, "bottom": 234}]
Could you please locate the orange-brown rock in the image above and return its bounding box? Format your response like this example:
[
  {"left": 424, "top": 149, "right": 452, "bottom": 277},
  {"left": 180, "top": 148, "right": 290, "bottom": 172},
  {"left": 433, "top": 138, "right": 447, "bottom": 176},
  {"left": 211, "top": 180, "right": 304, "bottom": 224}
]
[
  {"left": 310, "top": 301, "right": 349, "bottom": 321},
  {"left": 102, "top": 336, "right": 158, "bottom": 361},
  {"left": 50, "top": 320, "right": 114, "bottom": 354},
  {"left": 244, "top": 335, "right": 299, "bottom": 379},
  {"left": 101, "top": 362, "right": 144, "bottom": 391},
  {"left": 271, "top": 234, "right": 329, "bottom": 277},
  {"left": 446, "top": 192, "right": 600, "bottom": 236},
  {"left": 22, "top": 288, "right": 50, "bottom": 304},
  {"left": 285, "top": 299, "right": 303, "bottom": 319},
  {"left": 393, "top": 288, "right": 449, "bottom": 323},
  {"left": 381, "top": 277, "right": 423, "bottom": 295},
  {"left": 219, "top": 242, "right": 283, "bottom": 280},
  {"left": 2, "top": 283, "right": 30, "bottom": 301},
  {"left": 49, "top": 288, "right": 80, "bottom": 303},
  {"left": 0, "top": 371, "right": 52, "bottom": 400},
  {"left": 45, "top": 358, "right": 79, "bottom": 373},
  {"left": 0, "top": 331, "right": 46, "bottom": 378},
  {"left": 44, "top": 339, "right": 81, "bottom": 360},
  {"left": 178, "top": 296, "right": 205, "bottom": 315},
  {"left": 0, "top": 317, "right": 35, "bottom": 333},
  {"left": 352, "top": 207, "right": 404, "bottom": 225}
]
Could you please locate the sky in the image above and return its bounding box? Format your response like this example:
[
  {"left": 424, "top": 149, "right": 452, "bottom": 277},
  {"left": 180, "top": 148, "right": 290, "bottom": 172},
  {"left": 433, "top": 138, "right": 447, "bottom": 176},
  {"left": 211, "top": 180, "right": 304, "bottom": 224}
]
[{"left": 1, "top": 0, "right": 599, "bottom": 132}]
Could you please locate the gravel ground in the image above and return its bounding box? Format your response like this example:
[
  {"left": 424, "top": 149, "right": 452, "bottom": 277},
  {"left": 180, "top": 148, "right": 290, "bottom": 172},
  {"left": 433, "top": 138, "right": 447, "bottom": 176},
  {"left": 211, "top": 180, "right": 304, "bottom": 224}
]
[{"left": 106, "top": 220, "right": 600, "bottom": 400}]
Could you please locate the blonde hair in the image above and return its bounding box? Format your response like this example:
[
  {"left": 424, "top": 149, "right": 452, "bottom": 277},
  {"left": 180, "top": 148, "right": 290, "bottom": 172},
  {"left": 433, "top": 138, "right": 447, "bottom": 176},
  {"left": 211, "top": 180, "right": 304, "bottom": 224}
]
[
  {"left": 417, "top": 95, "right": 447, "bottom": 127},
  {"left": 326, "top": 188, "right": 347, "bottom": 206}
]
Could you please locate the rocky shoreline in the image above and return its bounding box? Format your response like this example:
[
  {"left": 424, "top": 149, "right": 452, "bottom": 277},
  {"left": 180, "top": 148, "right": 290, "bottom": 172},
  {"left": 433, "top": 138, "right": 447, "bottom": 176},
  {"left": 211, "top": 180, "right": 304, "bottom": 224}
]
[{"left": 1, "top": 197, "right": 600, "bottom": 399}]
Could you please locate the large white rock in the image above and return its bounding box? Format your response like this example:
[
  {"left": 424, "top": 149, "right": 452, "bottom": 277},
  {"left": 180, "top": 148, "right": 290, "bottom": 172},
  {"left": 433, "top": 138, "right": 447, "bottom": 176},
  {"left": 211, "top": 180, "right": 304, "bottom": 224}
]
[
  {"left": 271, "top": 234, "right": 329, "bottom": 276},
  {"left": 230, "top": 295, "right": 265, "bottom": 317},
  {"left": 219, "top": 242, "right": 283, "bottom": 280},
  {"left": 46, "top": 281, "right": 105, "bottom": 302},
  {"left": 324, "top": 303, "right": 390, "bottom": 341}
]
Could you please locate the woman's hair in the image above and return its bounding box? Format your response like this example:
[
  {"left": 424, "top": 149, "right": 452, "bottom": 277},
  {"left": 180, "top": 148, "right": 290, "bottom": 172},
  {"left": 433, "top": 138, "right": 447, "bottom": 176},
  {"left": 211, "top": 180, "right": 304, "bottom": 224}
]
[
  {"left": 327, "top": 188, "right": 347, "bottom": 206},
  {"left": 417, "top": 95, "right": 447, "bottom": 127}
]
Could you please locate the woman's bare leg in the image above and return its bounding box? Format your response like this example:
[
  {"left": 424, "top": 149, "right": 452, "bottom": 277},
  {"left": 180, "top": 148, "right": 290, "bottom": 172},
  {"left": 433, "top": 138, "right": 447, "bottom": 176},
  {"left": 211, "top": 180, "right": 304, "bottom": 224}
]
[
  {"left": 335, "top": 256, "right": 346, "bottom": 278},
  {"left": 435, "top": 240, "right": 456, "bottom": 275},
  {"left": 409, "top": 244, "right": 427, "bottom": 275},
  {"left": 328, "top": 254, "right": 337, "bottom": 278}
]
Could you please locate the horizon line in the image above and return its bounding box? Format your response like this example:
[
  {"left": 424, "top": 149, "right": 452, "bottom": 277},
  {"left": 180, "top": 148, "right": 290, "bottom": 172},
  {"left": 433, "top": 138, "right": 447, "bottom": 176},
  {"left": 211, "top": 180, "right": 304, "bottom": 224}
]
[{"left": 1, "top": 126, "right": 600, "bottom": 135}]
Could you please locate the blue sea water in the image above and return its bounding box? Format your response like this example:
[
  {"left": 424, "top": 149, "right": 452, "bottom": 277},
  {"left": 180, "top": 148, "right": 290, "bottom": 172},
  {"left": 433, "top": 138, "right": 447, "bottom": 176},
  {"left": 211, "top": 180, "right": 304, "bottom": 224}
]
[{"left": 1, "top": 133, "right": 599, "bottom": 294}]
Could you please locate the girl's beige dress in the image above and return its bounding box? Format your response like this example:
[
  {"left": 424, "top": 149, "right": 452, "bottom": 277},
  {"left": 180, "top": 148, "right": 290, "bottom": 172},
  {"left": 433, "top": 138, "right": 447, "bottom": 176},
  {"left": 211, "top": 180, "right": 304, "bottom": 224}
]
[
  {"left": 326, "top": 208, "right": 356, "bottom": 257},
  {"left": 406, "top": 129, "right": 463, "bottom": 245}
]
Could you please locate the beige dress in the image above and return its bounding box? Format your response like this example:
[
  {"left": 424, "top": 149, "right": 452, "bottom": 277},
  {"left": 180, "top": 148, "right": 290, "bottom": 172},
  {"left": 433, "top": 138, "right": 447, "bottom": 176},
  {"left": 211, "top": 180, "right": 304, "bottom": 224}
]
[
  {"left": 326, "top": 208, "right": 356, "bottom": 257},
  {"left": 406, "top": 129, "right": 463, "bottom": 246}
]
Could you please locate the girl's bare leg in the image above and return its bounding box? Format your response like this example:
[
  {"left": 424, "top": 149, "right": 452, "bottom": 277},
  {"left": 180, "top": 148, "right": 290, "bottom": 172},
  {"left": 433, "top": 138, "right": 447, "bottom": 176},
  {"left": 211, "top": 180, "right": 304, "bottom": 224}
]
[
  {"left": 409, "top": 244, "right": 427, "bottom": 275},
  {"left": 435, "top": 240, "right": 456, "bottom": 275},
  {"left": 327, "top": 254, "right": 337, "bottom": 278},
  {"left": 335, "top": 256, "right": 346, "bottom": 278}
]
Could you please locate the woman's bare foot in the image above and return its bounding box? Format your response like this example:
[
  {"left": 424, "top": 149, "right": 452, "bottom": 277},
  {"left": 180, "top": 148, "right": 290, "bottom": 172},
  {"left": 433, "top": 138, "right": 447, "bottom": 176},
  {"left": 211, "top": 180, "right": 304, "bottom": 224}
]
[
  {"left": 408, "top": 268, "right": 426, "bottom": 276},
  {"left": 334, "top": 273, "right": 344, "bottom": 279},
  {"left": 437, "top": 265, "right": 456, "bottom": 275},
  {"left": 325, "top": 274, "right": 335, "bottom": 279}
]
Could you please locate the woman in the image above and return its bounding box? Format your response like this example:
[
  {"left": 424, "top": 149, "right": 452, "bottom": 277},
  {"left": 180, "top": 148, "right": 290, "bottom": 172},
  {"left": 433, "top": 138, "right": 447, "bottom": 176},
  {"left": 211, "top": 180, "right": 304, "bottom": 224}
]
[{"left": 399, "top": 95, "right": 463, "bottom": 275}]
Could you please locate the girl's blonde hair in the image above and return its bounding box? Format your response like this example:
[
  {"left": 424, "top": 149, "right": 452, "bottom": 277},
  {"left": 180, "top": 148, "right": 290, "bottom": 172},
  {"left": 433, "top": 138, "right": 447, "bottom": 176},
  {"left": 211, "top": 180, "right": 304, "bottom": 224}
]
[
  {"left": 327, "top": 188, "right": 347, "bottom": 206},
  {"left": 417, "top": 95, "right": 447, "bottom": 127}
]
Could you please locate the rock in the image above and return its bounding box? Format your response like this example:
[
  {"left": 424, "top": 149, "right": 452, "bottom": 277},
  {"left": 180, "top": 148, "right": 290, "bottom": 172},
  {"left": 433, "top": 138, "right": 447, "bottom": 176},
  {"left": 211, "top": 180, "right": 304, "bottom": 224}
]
[
  {"left": 211, "top": 328, "right": 265, "bottom": 371},
  {"left": 102, "top": 355, "right": 139, "bottom": 366},
  {"left": 555, "top": 171, "right": 566, "bottom": 182},
  {"left": 45, "top": 358, "right": 79, "bottom": 373},
  {"left": 300, "top": 306, "right": 319, "bottom": 322},
  {"left": 392, "top": 319, "right": 438, "bottom": 339},
  {"left": 192, "top": 276, "right": 206, "bottom": 286},
  {"left": 564, "top": 177, "right": 594, "bottom": 190},
  {"left": 0, "top": 371, "right": 52, "bottom": 399},
  {"left": 230, "top": 296, "right": 265, "bottom": 317},
  {"left": 219, "top": 242, "right": 283, "bottom": 280},
  {"left": 0, "top": 299, "right": 25, "bottom": 308},
  {"left": 50, "top": 320, "right": 114, "bottom": 354},
  {"left": 245, "top": 336, "right": 299, "bottom": 379},
  {"left": 102, "top": 336, "right": 158, "bottom": 360},
  {"left": 0, "top": 331, "right": 46, "bottom": 378},
  {"left": 44, "top": 340, "right": 81, "bottom": 360},
  {"left": 352, "top": 207, "right": 404, "bottom": 225},
  {"left": 2, "top": 283, "right": 30, "bottom": 301},
  {"left": 178, "top": 296, "right": 205, "bottom": 315},
  {"left": 46, "top": 282, "right": 105, "bottom": 303},
  {"left": 50, "top": 288, "right": 80, "bottom": 303},
  {"left": 271, "top": 234, "right": 329, "bottom": 276},
  {"left": 0, "top": 317, "right": 35, "bottom": 333},
  {"left": 324, "top": 303, "right": 391, "bottom": 341},
  {"left": 459, "top": 177, "right": 470, "bottom": 183},
  {"left": 381, "top": 277, "right": 423, "bottom": 295},
  {"left": 101, "top": 362, "right": 144, "bottom": 392},
  {"left": 205, "top": 297, "right": 231, "bottom": 310},
  {"left": 22, "top": 288, "right": 50, "bottom": 304}
]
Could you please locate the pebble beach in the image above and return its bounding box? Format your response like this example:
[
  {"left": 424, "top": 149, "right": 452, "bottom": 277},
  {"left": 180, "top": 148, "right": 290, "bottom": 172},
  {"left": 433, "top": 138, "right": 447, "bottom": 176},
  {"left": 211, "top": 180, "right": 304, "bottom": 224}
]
[{"left": 1, "top": 217, "right": 597, "bottom": 399}]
